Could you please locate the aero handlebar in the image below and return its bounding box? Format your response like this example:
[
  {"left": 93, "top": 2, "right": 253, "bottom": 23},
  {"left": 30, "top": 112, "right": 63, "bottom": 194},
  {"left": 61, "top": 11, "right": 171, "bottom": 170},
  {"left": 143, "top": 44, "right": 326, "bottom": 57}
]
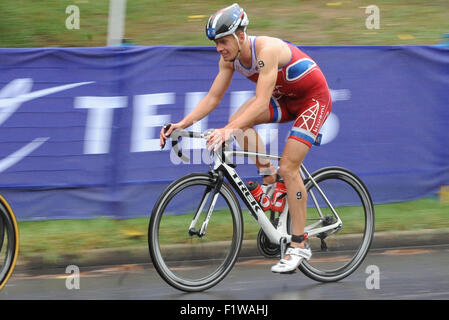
[
  {"left": 161, "top": 124, "right": 283, "bottom": 164},
  {"left": 171, "top": 129, "right": 212, "bottom": 163},
  {"left": 161, "top": 124, "right": 217, "bottom": 163}
]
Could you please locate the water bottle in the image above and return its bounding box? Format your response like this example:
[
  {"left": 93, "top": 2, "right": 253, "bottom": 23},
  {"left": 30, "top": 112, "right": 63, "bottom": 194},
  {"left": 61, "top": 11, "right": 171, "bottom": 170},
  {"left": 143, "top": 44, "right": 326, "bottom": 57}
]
[
  {"left": 247, "top": 181, "right": 272, "bottom": 211},
  {"left": 271, "top": 180, "right": 287, "bottom": 212}
]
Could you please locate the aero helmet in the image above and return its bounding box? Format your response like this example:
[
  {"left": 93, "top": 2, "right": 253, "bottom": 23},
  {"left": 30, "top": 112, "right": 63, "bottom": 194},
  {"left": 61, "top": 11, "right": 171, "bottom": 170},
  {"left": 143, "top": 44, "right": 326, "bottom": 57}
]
[{"left": 205, "top": 3, "right": 249, "bottom": 40}]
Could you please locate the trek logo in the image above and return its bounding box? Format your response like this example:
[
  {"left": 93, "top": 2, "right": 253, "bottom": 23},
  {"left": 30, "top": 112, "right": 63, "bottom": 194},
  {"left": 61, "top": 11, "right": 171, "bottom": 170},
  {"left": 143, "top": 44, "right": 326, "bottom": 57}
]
[
  {"left": 231, "top": 171, "right": 262, "bottom": 218},
  {"left": 0, "top": 78, "right": 93, "bottom": 173}
]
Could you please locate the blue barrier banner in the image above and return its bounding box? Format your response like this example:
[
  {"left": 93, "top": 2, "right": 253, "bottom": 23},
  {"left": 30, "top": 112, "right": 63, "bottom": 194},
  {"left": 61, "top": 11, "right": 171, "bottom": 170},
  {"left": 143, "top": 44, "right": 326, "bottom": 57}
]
[{"left": 0, "top": 45, "right": 448, "bottom": 220}]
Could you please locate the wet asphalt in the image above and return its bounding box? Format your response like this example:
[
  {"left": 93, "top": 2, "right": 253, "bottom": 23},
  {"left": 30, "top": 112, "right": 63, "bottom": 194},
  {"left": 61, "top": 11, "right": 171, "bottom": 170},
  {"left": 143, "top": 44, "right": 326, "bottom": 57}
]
[{"left": 1, "top": 244, "right": 448, "bottom": 301}]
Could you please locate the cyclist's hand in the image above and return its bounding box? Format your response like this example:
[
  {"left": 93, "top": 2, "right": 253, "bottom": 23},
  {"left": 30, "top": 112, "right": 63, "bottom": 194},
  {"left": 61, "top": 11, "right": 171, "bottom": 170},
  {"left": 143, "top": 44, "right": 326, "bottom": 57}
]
[
  {"left": 160, "top": 123, "right": 182, "bottom": 149},
  {"left": 206, "top": 128, "right": 233, "bottom": 151}
]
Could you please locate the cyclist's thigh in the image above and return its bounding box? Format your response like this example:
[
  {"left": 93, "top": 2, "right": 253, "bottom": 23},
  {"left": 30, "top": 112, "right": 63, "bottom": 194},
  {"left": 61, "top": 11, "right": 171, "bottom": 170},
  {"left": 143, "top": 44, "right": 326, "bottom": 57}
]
[
  {"left": 229, "top": 96, "right": 289, "bottom": 126},
  {"left": 287, "top": 94, "right": 332, "bottom": 148},
  {"left": 281, "top": 136, "right": 310, "bottom": 169},
  {"left": 267, "top": 96, "right": 294, "bottom": 124}
]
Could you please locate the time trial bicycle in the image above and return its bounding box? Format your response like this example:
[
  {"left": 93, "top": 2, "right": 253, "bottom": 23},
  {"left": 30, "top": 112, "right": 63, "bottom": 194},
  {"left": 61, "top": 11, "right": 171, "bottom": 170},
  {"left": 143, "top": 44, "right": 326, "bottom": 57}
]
[{"left": 149, "top": 127, "right": 375, "bottom": 292}]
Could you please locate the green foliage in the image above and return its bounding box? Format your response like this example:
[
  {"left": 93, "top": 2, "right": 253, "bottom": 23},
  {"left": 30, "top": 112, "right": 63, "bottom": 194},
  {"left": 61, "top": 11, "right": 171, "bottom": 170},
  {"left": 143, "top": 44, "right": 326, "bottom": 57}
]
[
  {"left": 1, "top": 0, "right": 448, "bottom": 47},
  {"left": 16, "top": 197, "right": 449, "bottom": 262}
]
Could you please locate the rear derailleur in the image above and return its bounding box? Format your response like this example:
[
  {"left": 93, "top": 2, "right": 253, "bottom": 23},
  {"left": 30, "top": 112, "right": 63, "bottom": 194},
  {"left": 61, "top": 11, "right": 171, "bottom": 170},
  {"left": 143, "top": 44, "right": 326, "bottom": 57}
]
[{"left": 317, "top": 216, "right": 341, "bottom": 251}]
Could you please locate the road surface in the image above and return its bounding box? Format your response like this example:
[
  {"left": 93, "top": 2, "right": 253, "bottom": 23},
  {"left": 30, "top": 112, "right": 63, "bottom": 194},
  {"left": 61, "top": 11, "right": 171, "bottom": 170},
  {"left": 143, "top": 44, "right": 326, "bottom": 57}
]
[{"left": 1, "top": 244, "right": 448, "bottom": 300}]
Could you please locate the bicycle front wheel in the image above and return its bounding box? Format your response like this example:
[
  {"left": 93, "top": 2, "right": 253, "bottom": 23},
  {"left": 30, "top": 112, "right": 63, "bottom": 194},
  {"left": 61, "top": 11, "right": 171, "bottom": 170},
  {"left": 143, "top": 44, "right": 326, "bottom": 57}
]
[
  {"left": 148, "top": 172, "right": 243, "bottom": 292},
  {"left": 298, "top": 167, "right": 375, "bottom": 282},
  {"left": 0, "top": 194, "right": 19, "bottom": 291}
]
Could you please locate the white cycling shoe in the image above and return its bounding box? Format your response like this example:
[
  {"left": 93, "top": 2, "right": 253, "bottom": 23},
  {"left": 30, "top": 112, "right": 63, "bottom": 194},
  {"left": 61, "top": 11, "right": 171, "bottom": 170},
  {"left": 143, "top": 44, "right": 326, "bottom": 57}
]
[{"left": 271, "top": 246, "right": 312, "bottom": 274}]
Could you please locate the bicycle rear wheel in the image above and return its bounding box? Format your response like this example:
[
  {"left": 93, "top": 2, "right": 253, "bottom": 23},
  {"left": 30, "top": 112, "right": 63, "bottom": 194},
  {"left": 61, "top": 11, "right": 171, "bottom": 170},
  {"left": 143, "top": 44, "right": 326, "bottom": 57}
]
[
  {"left": 298, "top": 167, "right": 374, "bottom": 282},
  {"left": 0, "top": 194, "right": 19, "bottom": 291},
  {"left": 148, "top": 172, "right": 243, "bottom": 292}
]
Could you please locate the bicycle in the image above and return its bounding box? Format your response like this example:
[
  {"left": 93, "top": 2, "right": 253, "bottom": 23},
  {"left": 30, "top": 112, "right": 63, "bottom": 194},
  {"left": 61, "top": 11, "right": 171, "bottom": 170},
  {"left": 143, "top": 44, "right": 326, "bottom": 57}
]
[
  {"left": 0, "top": 194, "right": 19, "bottom": 291},
  {"left": 149, "top": 127, "right": 375, "bottom": 292}
]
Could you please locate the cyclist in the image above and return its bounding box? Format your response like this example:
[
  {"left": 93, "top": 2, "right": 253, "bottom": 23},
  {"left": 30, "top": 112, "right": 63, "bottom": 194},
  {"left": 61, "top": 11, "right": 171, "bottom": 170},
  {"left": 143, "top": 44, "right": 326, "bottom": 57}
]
[{"left": 160, "top": 3, "right": 332, "bottom": 273}]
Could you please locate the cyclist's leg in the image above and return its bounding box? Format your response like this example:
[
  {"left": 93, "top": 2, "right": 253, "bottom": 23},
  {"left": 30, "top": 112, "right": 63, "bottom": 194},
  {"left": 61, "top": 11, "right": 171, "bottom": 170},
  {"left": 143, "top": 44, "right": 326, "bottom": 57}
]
[
  {"left": 271, "top": 96, "right": 331, "bottom": 273},
  {"left": 229, "top": 96, "right": 287, "bottom": 184},
  {"left": 279, "top": 139, "right": 310, "bottom": 248},
  {"left": 281, "top": 96, "right": 332, "bottom": 247}
]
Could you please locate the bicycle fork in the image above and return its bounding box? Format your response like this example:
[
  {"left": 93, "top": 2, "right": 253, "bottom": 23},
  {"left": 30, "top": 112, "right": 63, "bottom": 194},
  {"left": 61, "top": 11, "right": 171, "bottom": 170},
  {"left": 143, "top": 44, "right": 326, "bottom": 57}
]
[{"left": 188, "top": 170, "right": 224, "bottom": 238}]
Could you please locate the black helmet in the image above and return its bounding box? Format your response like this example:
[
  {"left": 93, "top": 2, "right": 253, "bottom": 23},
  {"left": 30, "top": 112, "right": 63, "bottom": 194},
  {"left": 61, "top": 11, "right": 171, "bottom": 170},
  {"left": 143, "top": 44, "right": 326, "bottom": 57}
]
[{"left": 205, "top": 3, "right": 249, "bottom": 40}]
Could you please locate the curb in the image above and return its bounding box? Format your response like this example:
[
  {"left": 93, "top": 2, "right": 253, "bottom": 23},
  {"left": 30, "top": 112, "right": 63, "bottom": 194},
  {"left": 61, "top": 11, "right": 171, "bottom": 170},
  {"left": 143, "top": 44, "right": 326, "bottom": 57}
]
[{"left": 14, "top": 228, "right": 449, "bottom": 271}]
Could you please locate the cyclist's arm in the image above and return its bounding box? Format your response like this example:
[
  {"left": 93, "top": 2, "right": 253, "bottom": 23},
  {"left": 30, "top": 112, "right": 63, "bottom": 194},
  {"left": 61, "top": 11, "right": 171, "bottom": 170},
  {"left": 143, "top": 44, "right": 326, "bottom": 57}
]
[
  {"left": 224, "top": 45, "right": 277, "bottom": 131},
  {"left": 179, "top": 58, "right": 234, "bottom": 128},
  {"left": 160, "top": 58, "right": 233, "bottom": 146}
]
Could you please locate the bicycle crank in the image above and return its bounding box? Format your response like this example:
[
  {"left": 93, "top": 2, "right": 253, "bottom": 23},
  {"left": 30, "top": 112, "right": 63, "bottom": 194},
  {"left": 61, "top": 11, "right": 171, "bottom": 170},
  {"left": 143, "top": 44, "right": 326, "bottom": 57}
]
[{"left": 257, "top": 229, "right": 281, "bottom": 258}]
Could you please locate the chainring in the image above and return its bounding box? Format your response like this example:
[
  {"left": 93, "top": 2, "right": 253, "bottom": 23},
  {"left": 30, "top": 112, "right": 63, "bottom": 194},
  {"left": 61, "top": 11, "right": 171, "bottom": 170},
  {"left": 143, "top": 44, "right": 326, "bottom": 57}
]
[{"left": 257, "top": 228, "right": 280, "bottom": 258}]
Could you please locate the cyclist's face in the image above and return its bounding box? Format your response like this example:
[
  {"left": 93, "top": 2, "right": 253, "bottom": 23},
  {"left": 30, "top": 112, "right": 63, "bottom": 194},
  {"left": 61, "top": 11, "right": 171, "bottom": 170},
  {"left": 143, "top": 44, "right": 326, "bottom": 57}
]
[{"left": 214, "top": 35, "right": 238, "bottom": 61}]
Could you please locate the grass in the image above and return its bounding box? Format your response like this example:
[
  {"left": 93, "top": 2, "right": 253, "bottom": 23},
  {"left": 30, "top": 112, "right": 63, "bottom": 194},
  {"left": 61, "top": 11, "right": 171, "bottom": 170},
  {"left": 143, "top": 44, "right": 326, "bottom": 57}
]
[
  {"left": 16, "top": 197, "right": 449, "bottom": 263},
  {"left": 0, "top": 0, "right": 448, "bottom": 47}
]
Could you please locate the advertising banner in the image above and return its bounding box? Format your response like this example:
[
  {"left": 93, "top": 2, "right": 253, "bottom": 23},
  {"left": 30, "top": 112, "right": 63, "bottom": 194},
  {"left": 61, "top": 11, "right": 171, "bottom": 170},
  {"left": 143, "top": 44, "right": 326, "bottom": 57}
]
[{"left": 0, "top": 45, "right": 448, "bottom": 220}]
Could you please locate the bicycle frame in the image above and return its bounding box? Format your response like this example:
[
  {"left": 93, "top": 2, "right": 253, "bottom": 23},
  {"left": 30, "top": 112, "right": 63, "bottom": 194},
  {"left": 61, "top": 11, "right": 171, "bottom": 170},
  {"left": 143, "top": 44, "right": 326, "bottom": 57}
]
[
  {"left": 169, "top": 129, "right": 342, "bottom": 247},
  {"left": 219, "top": 150, "right": 342, "bottom": 245}
]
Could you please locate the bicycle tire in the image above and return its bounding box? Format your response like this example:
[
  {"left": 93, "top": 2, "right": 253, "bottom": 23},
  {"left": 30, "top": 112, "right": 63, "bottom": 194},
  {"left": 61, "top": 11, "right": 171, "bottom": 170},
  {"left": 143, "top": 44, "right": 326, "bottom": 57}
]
[
  {"left": 0, "top": 194, "right": 19, "bottom": 291},
  {"left": 297, "top": 167, "right": 375, "bottom": 282},
  {"left": 0, "top": 212, "right": 4, "bottom": 252},
  {"left": 148, "top": 172, "right": 243, "bottom": 292}
]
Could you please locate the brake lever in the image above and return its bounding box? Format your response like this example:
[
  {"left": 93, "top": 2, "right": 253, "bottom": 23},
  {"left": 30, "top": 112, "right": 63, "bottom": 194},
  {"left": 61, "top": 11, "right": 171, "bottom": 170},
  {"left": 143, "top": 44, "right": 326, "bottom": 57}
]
[{"left": 160, "top": 123, "right": 172, "bottom": 150}]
